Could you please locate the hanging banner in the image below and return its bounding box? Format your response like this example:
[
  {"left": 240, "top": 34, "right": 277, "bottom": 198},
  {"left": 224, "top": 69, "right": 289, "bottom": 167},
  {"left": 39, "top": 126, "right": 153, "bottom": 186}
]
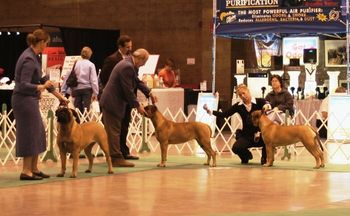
[
  {"left": 216, "top": 0, "right": 345, "bottom": 36},
  {"left": 254, "top": 34, "right": 282, "bottom": 68},
  {"left": 42, "top": 47, "right": 66, "bottom": 68}
]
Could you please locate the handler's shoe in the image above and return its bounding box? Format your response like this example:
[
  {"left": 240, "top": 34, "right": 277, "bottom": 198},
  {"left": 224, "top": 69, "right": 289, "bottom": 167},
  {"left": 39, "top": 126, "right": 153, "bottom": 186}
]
[
  {"left": 112, "top": 158, "right": 135, "bottom": 167},
  {"left": 240, "top": 153, "right": 253, "bottom": 164},
  {"left": 124, "top": 155, "right": 139, "bottom": 160}
]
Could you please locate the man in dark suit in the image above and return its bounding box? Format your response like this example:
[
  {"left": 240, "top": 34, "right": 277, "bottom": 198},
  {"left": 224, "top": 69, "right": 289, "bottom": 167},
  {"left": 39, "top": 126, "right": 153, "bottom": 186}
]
[
  {"left": 100, "top": 35, "right": 132, "bottom": 87},
  {"left": 100, "top": 48, "right": 157, "bottom": 167},
  {"left": 100, "top": 35, "right": 139, "bottom": 160}
]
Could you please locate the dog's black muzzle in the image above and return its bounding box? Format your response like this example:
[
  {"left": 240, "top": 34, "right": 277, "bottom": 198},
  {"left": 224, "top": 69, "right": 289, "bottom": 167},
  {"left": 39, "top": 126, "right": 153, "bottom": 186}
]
[{"left": 55, "top": 108, "right": 72, "bottom": 124}]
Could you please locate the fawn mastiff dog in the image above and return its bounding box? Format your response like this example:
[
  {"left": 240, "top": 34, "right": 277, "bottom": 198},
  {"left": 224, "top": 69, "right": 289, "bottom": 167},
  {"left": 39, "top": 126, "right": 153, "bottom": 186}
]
[
  {"left": 55, "top": 107, "right": 113, "bottom": 177},
  {"left": 251, "top": 110, "right": 324, "bottom": 169},
  {"left": 144, "top": 105, "right": 216, "bottom": 167}
]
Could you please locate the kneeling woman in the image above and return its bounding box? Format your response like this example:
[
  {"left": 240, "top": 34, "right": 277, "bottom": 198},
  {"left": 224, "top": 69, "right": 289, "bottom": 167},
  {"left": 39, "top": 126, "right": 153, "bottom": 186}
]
[{"left": 204, "top": 84, "right": 268, "bottom": 164}]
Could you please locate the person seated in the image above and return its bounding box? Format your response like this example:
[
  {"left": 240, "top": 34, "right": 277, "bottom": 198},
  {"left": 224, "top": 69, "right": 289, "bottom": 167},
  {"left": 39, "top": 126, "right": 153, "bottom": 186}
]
[
  {"left": 158, "top": 58, "right": 176, "bottom": 88},
  {"left": 265, "top": 75, "right": 294, "bottom": 124},
  {"left": 204, "top": 84, "right": 268, "bottom": 165},
  {"left": 316, "top": 86, "right": 346, "bottom": 138}
]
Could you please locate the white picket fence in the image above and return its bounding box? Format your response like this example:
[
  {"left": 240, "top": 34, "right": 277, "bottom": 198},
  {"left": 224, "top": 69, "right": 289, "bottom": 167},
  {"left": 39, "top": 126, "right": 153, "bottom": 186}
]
[{"left": 1, "top": 103, "right": 350, "bottom": 166}]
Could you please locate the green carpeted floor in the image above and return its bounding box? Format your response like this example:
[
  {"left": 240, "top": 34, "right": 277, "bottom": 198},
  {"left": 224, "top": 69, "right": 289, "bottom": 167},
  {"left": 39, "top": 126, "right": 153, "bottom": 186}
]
[{"left": 1, "top": 154, "right": 350, "bottom": 188}]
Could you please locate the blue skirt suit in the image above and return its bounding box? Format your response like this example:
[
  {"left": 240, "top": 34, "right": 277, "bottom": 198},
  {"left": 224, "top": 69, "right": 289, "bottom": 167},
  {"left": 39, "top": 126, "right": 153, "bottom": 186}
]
[{"left": 11, "top": 47, "right": 53, "bottom": 157}]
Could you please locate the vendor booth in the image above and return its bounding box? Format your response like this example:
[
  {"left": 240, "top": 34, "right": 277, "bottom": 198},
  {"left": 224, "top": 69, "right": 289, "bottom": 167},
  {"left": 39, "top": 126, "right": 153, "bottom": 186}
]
[
  {"left": 213, "top": 0, "right": 348, "bottom": 94},
  {"left": 212, "top": 0, "right": 350, "bottom": 163}
]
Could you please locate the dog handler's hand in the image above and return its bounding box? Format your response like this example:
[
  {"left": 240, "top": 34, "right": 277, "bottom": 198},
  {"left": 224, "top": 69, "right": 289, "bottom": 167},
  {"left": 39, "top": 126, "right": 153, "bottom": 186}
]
[
  {"left": 137, "top": 105, "right": 146, "bottom": 115},
  {"left": 203, "top": 104, "right": 212, "bottom": 115},
  {"left": 262, "top": 104, "right": 271, "bottom": 112},
  {"left": 149, "top": 92, "right": 158, "bottom": 104},
  {"left": 37, "top": 80, "right": 54, "bottom": 92},
  {"left": 254, "top": 132, "right": 261, "bottom": 143},
  {"left": 59, "top": 96, "right": 70, "bottom": 106}
]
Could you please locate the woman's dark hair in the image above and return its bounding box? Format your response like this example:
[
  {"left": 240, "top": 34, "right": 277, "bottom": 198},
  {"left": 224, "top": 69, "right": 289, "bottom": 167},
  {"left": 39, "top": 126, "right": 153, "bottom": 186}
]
[
  {"left": 270, "top": 74, "right": 283, "bottom": 88},
  {"left": 26, "top": 29, "right": 50, "bottom": 46},
  {"left": 165, "top": 58, "right": 176, "bottom": 69}
]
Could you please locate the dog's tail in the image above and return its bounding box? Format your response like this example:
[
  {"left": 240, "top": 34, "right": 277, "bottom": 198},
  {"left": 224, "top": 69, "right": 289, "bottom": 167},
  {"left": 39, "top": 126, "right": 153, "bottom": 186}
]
[
  {"left": 311, "top": 126, "right": 323, "bottom": 151},
  {"left": 206, "top": 124, "right": 212, "bottom": 138}
]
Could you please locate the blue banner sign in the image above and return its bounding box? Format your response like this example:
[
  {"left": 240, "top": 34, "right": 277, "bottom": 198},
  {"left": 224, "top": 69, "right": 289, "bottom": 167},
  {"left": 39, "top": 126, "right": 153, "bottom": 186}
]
[{"left": 216, "top": 0, "right": 345, "bottom": 36}]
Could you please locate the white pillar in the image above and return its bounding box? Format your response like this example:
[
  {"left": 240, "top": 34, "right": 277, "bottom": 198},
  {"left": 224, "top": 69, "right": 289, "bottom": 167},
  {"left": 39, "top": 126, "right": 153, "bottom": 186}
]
[
  {"left": 327, "top": 71, "right": 340, "bottom": 94},
  {"left": 234, "top": 74, "right": 246, "bottom": 85}
]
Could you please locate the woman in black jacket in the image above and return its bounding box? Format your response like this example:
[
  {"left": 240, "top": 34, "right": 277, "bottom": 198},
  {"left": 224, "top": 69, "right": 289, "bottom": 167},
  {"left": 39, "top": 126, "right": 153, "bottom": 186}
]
[{"left": 204, "top": 84, "right": 268, "bottom": 165}]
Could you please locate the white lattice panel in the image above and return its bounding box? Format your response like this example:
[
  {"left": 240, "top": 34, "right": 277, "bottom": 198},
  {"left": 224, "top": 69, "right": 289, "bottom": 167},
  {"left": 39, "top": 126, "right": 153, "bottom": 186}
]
[{"left": 1, "top": 105, "right": 350, "bottom": 165}]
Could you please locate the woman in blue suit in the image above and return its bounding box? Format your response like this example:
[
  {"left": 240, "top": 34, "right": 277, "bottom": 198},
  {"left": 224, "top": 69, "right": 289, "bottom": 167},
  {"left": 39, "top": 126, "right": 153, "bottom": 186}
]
[{"left": 12, "top": 29, "right": 68, "bottom": 180}]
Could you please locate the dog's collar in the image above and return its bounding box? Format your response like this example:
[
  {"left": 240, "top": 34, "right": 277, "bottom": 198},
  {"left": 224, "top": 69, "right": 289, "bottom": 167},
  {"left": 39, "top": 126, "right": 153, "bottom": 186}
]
[{"left": 58, "top": 104, "right": 68, "bottom": 109}]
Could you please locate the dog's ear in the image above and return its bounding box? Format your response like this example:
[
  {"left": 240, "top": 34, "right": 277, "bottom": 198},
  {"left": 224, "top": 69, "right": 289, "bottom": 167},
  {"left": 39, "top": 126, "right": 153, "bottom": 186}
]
[
  {"left": 151, "top": 105, "right": 157, "bottom": 113},
  {"left": 252, "top": 110, "right": 260, "bottom": 118},
  {"left": 70, "top": 108, "right": 80, "bottom": 124}
]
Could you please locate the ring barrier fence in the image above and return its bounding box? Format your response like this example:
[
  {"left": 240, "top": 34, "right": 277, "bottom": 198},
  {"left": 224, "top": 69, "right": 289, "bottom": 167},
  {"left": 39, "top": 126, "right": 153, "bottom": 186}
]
[{"left": 1, "top": 103, "right": 350, "bottom": 166}]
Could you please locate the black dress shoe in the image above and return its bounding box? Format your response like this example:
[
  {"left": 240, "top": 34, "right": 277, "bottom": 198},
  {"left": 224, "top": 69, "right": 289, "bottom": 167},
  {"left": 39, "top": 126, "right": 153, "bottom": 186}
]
[
  {"left": 124, "top": 155, "right": 139, "bottom": 160},
  {"left": 241, "top": 159, "right": 249, "bottom": 164},
  {"left": 20, "top": 173, "right": 43, "bottom": 181},
  {"left": 112, "top": 158, "right": 135, "bottom": 167},
  {"left": 33, "top": 171, "right": 50, "bottom": 178}
]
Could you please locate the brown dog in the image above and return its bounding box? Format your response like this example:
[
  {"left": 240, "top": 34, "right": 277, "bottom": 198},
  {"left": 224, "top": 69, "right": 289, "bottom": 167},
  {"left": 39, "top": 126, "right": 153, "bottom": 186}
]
[
  {"left": 55, "top": 107, "right": 113, "bottom": 177},
  {"left": 144, "top": 105, "right": 216, "bottom": 167},
  {"left": 251, "top": 110, "right": 324, "bottom": 169}
]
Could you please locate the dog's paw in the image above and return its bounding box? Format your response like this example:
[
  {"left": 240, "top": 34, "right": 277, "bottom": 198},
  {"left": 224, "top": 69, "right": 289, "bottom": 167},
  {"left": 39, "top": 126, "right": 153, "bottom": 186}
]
[
  {"left": 203, "top": 163, "right": 209, "bottom": 166},
  {"left": 320, "top": 164, "right": 325, "bottom": 168},
  {"left": 85, "top": 169, "right": 91, "bottom": 173},
  {"left": 263, "top": 164, "right": 272, "bottom": 167},
  {"left": 108, "top": 170, "right": 114, "bottom": 174},
  {"left": 69, "top": 175, "right": 77, "bottom": 178},
  {"left": 210, "top": 163, "right": 217, "bottom": 167},
  {"left": 56, "top": 173, "right": 65, "bottom": 177},
  {"left": 157, "top": 163, "right": 166, "bottom": 167}
]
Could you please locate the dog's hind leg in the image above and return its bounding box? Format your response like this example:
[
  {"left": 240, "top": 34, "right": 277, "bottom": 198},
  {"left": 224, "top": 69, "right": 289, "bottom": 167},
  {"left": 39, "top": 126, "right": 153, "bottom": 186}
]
[
  {"left": 319, "top": 148, "right": 325, "bottom": 168},
  {"left": 200, "top": 144, "right": 211, "bottom": 166},
  {"left": 198, "top": 139, "right": 216, "bottom": 167},
  {"left": 84, "top": 143, "right": 94, "bottom": 173},
  {"left": 98, "top": 139, "right": 114, "bottom": 174},
  {"left": 315, "top": 136, "right": 325, "bottom": 168},
  {"left": 264, "top": 144, "right": 275, "bottom": 167},
  {"left": 303, "top": 141, "right": 322, "bottom": 169}
]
